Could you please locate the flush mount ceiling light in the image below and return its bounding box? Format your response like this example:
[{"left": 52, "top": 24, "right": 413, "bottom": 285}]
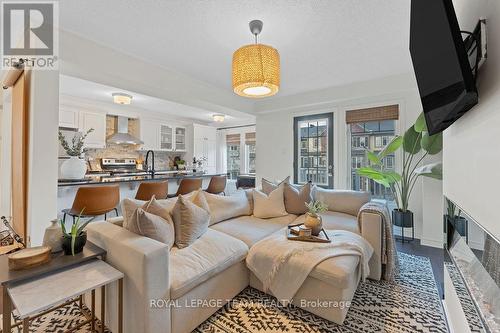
[
  {"left": 112, "top": 92, "right": 133, "bottom": 105},
  {"left": 212, "top": 114, "right": 225, "bottom": 122},
  {"left": 232, "top": 20, "right": 280, "bottom": 98}
]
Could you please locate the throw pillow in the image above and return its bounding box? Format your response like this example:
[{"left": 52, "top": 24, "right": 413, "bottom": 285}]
[
  {"left": 171, "top": 192, "right": 210, "bottom": 249},
  {"left": 252, "top": 185, "right": 287, "bottom": 219},
  {"left": 261, "top": 176, "right": 290, "bottom": 195},
  {"left": 127, "top": 209, "right": 175, "bottom": 248},
  {"left": 283, "top": 182, "right": 313, "bottom": 215},
  {"left": 204, "top": 190, "right": 252, "bottom": 225}
]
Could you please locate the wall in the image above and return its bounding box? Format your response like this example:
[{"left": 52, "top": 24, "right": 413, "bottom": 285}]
[
  {"left": 256, "top": 73, "right": 443, "bottom": 244},
  {"left": 444, "top": 0, "right": 500, "bottom": 240}
]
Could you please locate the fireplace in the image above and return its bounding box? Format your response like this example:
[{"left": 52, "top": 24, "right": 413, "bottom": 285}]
[{"left": 445, "top": 199, "right": 500, "bottom": 332}]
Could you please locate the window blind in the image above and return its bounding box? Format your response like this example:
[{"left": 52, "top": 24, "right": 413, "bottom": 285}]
[
  {"left": 226, "top": 133, "right": 241, "bottom": 144},
  {"left": 345, "top": 104, "right": 399, "bottom": 124},
  {"left": 245, "top": 132, "right": 256, "bottom": 145}
]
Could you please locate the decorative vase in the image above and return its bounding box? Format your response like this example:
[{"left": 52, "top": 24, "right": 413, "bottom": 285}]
[
  {"left": 61, "top": 232, "right": 87, "bottom": 256},
  {"left": 392, "top": 209, "right": 414, "bottom": 228},
  {"left": 304, "top": 213, "right": 323, "bottom": 236},
  {"left": 60, "top": 156, "right": 87, "bottom": 180},
  {"left": 42, "top": 219, "right": 63, "bottom": 253}
]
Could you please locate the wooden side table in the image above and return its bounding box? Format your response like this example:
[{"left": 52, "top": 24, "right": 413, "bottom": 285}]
[{"left": 5, "top": 259, "right": 123, "bottom": 333}]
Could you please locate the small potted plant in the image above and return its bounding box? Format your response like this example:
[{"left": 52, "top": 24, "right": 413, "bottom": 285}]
[
  {"left": 176, "top": 159, "right": 186, "bottom": 170},
  {"left": 58, "top": 128, "right": 94, "bottom": 179},
  {"left": 60, "top": 210, "right": 92, "bottom": 256},
  {"left": 304, "top": 201, "right": 328, "bottom": 236}
]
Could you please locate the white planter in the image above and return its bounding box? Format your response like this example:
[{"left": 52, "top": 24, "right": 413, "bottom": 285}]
[{"left": 60, "top": 156, "right": 87, "bottom": 179}]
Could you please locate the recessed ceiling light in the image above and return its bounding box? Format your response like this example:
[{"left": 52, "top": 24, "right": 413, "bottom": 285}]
[
  {"left": 213, "top": 114, "right": 225, "bottom": 122},
  {"left": 112, "top": 92, "right": 133, "bottom": 105}
]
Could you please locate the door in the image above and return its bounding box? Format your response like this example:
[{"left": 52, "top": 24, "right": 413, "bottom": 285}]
[
  {"left": 79, "top": 111, "right": 106, "bottom": 148},
  {"left": 293, "top": 113, "right": 334, "bottom": 188}
]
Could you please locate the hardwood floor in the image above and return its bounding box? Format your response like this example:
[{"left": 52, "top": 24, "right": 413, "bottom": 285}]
[{"left": 395, "top": 237, "right": 444, "bottom": 298}]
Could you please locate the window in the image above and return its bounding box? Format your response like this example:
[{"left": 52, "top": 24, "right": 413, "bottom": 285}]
[
  {"left": 226, "top": 134, "right": 240, "bottom": 180},
  {"left": 294, "top": 113, "right": 333, "bottom": 188},
  {"left": 245, "top": 132, "right": 256, "bottom": 174},
  {"left": 346, "top": 105, "right": 398, "bottom": 201}
]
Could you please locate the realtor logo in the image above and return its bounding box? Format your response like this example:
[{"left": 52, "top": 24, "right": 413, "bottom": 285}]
[{"left": 1, "top": 1, "right": 59, "bottom": 70}]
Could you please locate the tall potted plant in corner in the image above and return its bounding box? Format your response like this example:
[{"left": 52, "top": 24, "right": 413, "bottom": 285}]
[
  {"left": 357, "top": 113, "right": 443, "bottom": 233},
  {"left": 58, "top": 129, "right": 93, "bottom": 179}
]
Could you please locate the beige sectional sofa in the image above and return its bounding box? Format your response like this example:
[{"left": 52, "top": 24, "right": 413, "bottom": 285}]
[{"left": 86, "top": 188, "right": 385, "bottom": 333}]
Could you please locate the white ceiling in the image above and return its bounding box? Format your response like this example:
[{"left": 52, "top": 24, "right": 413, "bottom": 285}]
[
  {"left": 59, "top": 0, "right": 413, "bottom": 98},
  {"left": 60, "top": 75, "right": 255, "bottom": 127}
]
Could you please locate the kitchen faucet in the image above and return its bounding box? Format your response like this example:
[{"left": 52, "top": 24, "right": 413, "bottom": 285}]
[{"left": 145, "top": 150, "right": 155, "bottom": 177}]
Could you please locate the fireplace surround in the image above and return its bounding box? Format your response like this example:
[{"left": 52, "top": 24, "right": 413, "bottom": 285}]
[{"left": 446, "top": 199, "right": 500, "bottom": 332}]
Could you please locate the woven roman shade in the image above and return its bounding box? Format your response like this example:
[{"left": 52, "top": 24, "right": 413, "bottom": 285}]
[
  {"left": 245, "top": 132, "right": 256, "bottom": 145},
  {"left": 346, "top": 105, "right": 399, "bottom": 124},
  {"left": 226, "top": 134, "right": 241, "bottom": 145}
]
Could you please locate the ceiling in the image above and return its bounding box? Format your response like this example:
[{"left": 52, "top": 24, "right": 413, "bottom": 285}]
[
  {"left": 60, "top": 75, "right": 255, "bottom": 127},
  {"left": 59, "top": 0, "right": 413, "bottom": 99}
]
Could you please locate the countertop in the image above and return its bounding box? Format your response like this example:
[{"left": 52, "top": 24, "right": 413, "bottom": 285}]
[{"left": 58, "top": 172, "right": 226, "bottom": 187}]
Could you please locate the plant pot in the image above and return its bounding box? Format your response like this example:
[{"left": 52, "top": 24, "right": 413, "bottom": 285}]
[
  {"left": 392, "top": 209, "right": 414, "bottom": 228},
  {"left": 61, "top": 232, "right": 87, "bottom": 256},
  {"left": 304, "top": 213, "right": 323, "bottom": 236},
  {"left": 60, "top": 156, "right": 87, "bottom": 180}
]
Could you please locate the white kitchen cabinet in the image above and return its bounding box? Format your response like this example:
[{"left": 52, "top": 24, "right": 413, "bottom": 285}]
[
  {"left": 192, "top": 124, "right": 217, "bottom": 174},
  {"left": 59, "top": 108, "right": 79, "bottom": 129},
  {"left": 174, "top": 126, "right": 186, "bottom": 152},
  {"left": 159, "top": 124, "right": 173, "bottom": 151},
  {"left": 79, "top": 111, "right": 106, "bottom": 148},
  {"left": 140, "top": 119, "right": 159, "bottom": 151}
]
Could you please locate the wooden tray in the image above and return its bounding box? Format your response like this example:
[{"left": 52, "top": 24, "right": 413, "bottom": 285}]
[
  {"left": 8, "top": 246, "right": 51, "bottom": 270},
  {"left": 287, "top": 224, "right": 331, "bottom": 243}
]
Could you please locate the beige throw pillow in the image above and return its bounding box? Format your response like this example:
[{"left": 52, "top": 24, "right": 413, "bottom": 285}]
[
  {"left": 252, "top": 185, "right": 287, "bottom": 219},
  {"left": 127, "top": 209, "right": 175, "bottom": 248},
  {"left": 261, "top": 176, "right": 290, "bottom": 195},
  {"left": 204, "top": 190, "right": 252, "bottom": 225},
  {"left": 171, "top": 191, "right": 210, "bottom": 249},
  {"left": 283, "top": 182, "right": 313, "bottom": 215}
]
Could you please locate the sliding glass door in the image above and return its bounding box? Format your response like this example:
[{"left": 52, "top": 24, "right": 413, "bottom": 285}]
[{"left": 293, "top": 113, "right": 334, "bottom": 188}]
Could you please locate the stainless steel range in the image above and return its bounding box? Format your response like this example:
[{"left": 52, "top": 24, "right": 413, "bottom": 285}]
[{"left": 101, "top": 158, "right": 147, "bottom": 176}]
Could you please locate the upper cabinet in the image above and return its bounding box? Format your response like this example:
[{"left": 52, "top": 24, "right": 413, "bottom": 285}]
[
  {"left": 174, "top": 126, "right": 186, "bottom": 152},
  {"left": 79, "top": 111, "right": 106, "bottom": 148},
  {"left": 58, "top": 108, "right": 79, "bottom": 129},
  {"left": 159, "top": 124, "right": 173, "bottom": 151},
  {"left": 192, "top": 124, "right": 217, "bottom": 174},
  {"left": 139, "top": 119, "right": 159, "bottom": 151}
]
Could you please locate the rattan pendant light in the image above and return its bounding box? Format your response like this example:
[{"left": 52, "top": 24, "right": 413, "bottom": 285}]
[{"left": 232, "top": 20, "right": 280, "bottom": 98}]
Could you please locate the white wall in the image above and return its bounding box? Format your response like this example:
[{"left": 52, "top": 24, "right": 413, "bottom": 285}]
[
  {"left": 256, "top": 73, "right": 443, "bottom": 244},
  {"left": 444, "top": 0, "right": 500, "bottom": 240}
]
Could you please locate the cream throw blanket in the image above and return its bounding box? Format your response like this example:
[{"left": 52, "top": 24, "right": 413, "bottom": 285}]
[{"left": 246, "top": 230, "right": 374, "bottom": 305}]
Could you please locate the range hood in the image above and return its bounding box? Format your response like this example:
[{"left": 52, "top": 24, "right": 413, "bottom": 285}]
[{"left": 107, "top": 116, "right": 144, "bottom": 145}]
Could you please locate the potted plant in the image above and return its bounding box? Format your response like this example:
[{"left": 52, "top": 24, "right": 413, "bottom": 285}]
[
  {"left": 304, "top": 200, "right": 328, "bottom": 236},
  {"left": 60, "top": 210, "right": 92, "bottom": 256},
  {"left": 176, "top": 159, "right": 186, "bottom": 170},
  {"left": 58, "top": 128, "right": 94, "bottom": 179},
  {"left": 356, "top": 112, "right": 443, "bottom": 231}
]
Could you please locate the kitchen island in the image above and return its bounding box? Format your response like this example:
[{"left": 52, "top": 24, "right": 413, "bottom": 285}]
[{"left": 57, "top": 172, "right": 227, "bottom": 219}]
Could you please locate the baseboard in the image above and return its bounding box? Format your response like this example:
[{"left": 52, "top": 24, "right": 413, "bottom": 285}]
[{"left": 420, "top": 238, "right": 444, "bottom": 248}]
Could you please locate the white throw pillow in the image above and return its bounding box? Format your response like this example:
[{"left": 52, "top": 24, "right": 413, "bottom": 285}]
[
  {"left": 204, "top": 190, "right": 252, "bottom": 225},
  {"left": 252, "top": 185, "right": 288, "bottom": 219}
]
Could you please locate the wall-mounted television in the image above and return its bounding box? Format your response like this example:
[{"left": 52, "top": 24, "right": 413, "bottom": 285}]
[{"left": 410, "top": 0, "right": 484, "bottom": 135}]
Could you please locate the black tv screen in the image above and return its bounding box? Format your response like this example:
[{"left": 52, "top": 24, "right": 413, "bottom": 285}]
[{"left": 410, "top": 0, "right": 478, "bottom": 135}]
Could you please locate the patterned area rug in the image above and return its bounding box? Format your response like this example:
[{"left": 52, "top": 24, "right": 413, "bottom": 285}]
[
  {"left": 194, "top": 253, "right": 448, "bottom": 333},
  {"left": 10, "top": 302, "right": 110, "bottom": 333}
]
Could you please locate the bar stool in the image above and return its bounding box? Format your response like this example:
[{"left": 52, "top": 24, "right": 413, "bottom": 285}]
[
  {"left": 135, "top": 181, "right": 168, "bottom": 200},
  {"left": 62, "top": 185, "right": 120, "bottom": 222},
  {"left": 205, "top": 175, "right": 226, "bottom": 195},
  {"left": 167, "top": 178, "right": 202, "bottom": 198}
]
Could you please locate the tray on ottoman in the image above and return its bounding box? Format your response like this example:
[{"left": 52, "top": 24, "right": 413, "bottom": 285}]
[{"left": 287, "top": 224, "right": 331, "bottom": 243}]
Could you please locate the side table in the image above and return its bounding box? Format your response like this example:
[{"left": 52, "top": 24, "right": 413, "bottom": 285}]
[{"left": 5, "top": 259, "right": 123, "bottom": 333}]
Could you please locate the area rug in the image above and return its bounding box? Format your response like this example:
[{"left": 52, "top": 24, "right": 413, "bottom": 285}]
[{"left": 194, "top": 253, "right": 448, "bottom": 333}]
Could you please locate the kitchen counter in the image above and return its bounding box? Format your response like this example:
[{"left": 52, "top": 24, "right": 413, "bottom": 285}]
[{"left": 58, "top": 172, "right": 227, "bottom": 187}]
